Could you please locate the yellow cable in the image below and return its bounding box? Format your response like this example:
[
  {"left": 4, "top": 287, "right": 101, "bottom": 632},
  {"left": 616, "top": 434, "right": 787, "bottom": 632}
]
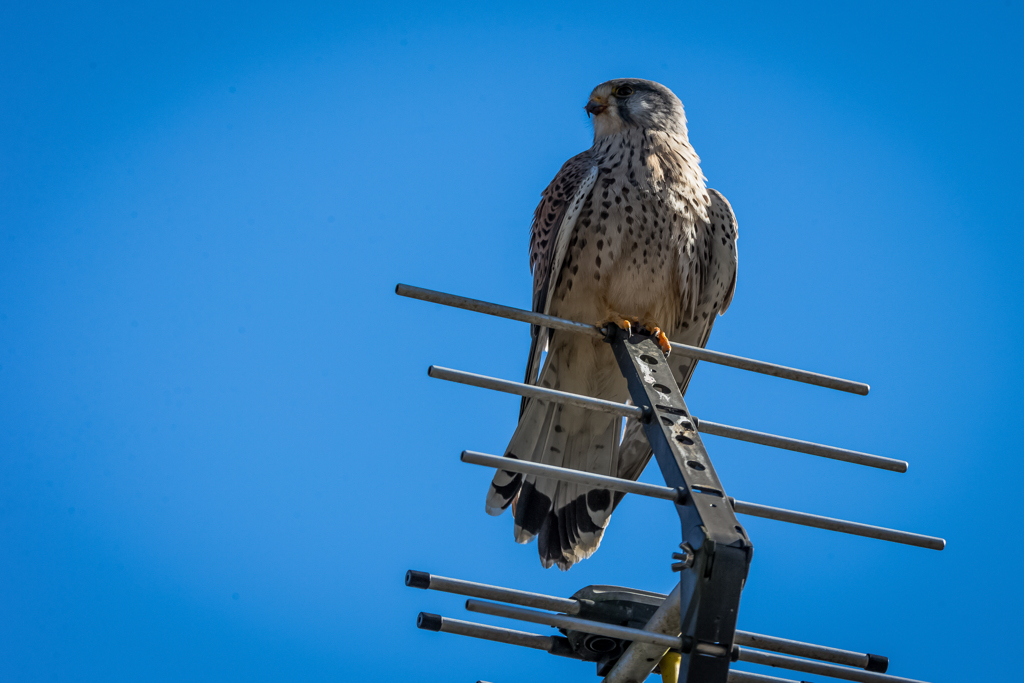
[{"left": 659, "top": 651, "right": 681, "bottom": 683}]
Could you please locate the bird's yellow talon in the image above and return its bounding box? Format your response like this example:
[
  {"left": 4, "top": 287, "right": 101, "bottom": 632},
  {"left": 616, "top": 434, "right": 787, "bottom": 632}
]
[
  {"left": 600, "top": 317, "right": 634, "bottom": 336},
  {"left": 652, "top": 327, "right": 672, "bottom": 355}
]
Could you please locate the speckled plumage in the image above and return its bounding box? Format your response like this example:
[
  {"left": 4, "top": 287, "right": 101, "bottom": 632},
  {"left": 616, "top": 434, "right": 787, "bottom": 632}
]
[{"left": 486, "top": 79, "right": 738, "bottom": 570}]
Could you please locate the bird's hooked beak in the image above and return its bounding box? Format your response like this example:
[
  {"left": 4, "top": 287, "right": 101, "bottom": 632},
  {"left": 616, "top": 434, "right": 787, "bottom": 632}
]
[{"left": 584, "top": 98, "right": 608, "bottom": 117}]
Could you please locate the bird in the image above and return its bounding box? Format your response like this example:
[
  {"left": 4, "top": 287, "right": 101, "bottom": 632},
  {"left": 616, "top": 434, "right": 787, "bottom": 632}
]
[{"left": 484, "top": 79, "right": 739, "bottom": 570}]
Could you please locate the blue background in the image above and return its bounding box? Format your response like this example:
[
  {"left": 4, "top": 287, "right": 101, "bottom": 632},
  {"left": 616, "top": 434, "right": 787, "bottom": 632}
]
[{"left": 2, "top": 2, "right": 1021, "bottom": 681}]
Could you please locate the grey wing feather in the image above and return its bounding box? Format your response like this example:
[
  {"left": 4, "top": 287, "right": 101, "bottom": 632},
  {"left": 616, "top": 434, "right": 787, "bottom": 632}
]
[
  {"left": 707, "top": 188, "right": 739, "bottom": 314},
  {"left": 520, "top": 151, "right": 597, "bottom": 413}
]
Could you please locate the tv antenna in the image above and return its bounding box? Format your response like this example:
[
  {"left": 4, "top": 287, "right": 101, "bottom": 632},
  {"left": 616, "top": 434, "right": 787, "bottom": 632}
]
[{"left": 397, "top": 283, "right": 943, "bottom": 683}]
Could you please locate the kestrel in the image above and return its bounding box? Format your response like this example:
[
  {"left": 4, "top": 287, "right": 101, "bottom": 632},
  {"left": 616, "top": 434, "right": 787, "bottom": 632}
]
[{"left": 485, "top": 79, "right": 739, "bottom": 570}]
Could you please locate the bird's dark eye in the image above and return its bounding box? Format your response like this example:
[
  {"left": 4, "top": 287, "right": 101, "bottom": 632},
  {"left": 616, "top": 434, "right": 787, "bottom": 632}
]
[{"left": 613, "top": 86, "right": 633, "bottom": 98}]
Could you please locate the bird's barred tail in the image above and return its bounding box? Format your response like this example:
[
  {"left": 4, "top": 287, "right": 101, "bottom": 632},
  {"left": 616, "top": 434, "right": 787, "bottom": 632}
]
[{"left": 484, "top": 359, "right": 622, "bottom": 570}]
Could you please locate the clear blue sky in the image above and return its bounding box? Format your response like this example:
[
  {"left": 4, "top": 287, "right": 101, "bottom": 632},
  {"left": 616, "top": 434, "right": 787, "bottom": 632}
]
[{"left": 2, "top": 2, "right": 1021, "bottom": 681}]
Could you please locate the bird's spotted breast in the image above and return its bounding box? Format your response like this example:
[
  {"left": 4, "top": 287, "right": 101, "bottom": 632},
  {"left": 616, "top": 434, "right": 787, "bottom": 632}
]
[{"left": 549, "top": 135, "right": 703, "bottom": 332}]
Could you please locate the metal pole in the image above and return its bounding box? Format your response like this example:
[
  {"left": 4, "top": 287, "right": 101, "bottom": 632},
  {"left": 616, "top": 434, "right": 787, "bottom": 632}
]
[
  {"left": 397, "top": 283, "right": 604, "bottom": 339},
  {"left": 464, "top": 599, "right": 681, "bottom": 650},
  {"left": 461, "top": 450, "right": 944, "bottom": 550},
  {"left": 397, "top": 283, "right": 870, "bottom": 395},
  {"left": 427, "top": 366, "right": 642, "bottom": 419},
  {"left": 731, "top": 499, "right": 945, "bottom": 551},
  {"left": 461, "top": 450, "right": 678, "bottom": 501},
  {"left": 407, "top": 569, "right": 892, "bottom": 676},
  {"left": 462, "top": 599, "right": 922, "bottom": 683},
  {"left": 406, "top": 569, "right": 581, "bottom": 614},
  {"left": 416, "top": 612, "right": 559, "bottom": 652},
  {"left": 697, "top": 420, "right": 908, "bottom": 473},
  {"left": 736, "top": 648, "right": 930, "bottom": 683},
  {"left": 727, "top": 671, "right": 805, "bottom": 683},
  {"left": 430, "top": 366, "right": 904, "bottom": 472},
  {"left": 735, "top": 631, "right": 886, "bottom": 671}
]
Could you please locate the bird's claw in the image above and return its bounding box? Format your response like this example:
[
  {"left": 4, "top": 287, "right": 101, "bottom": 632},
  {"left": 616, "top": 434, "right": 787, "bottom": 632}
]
[
  {"left": 599, "top": 317, "right": 636, "bottom": 337},
  {"left": 633, "top": 320, "right": 672, "bottom": 356},
  {"left": 600, "top": 318, "right": 671, "bottom": 355},
  {"left": 650, "top": 327, "right": 672, "bottom": 356}
]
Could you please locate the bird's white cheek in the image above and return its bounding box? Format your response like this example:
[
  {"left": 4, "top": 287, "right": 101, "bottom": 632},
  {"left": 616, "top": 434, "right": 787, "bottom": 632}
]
[{"left": 593, "top": 111, "right": 625, "bottom": 139}]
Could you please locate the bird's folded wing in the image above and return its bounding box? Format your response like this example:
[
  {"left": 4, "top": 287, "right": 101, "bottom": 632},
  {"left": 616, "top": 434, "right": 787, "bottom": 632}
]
[{"left": 520, "top": 151, "right": 598, "bottom": 402}]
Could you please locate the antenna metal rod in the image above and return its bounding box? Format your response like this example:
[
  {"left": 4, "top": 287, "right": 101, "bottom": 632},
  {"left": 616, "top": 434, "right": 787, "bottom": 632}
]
[
  {"left": 735, "top": 631, "right": 887, "bottom": 672},
  {"left": 737, "top": 648, "right": 930, "bottom": 683},
  {"left": 464, "top": 599, "right": 681, "bottom": 650},
  {"left": 415, "top": 612, "right": 556, "bottom": 652},
  {"left": 398, "top": 283, "right": 604, "bottom": 339},
  {"left": 427, "top": 366, "right": 642, "bottom": 419},
  {"left": 409, "top": 569, "right": 891, "bottom": 674},
  {"left": 697, "top": 420, "right": 908, "bottom": 473},
  {"left": 731, "top": 499, "right": 946, "bottom": 551},
  {"left": 416, "top": 614, "right": 916, "bottom": 683},
  {"left": 431, "top": 366, "right": 903, "bottom": 472},
  {"left": 464, "top": 599, "right": 913, "bottom": 679},
  {"left": 406, "top": 569, "right": 581, "bottom": 614},
  {"left": 462, "top": 451, "right": 944, "bottom": 550},
  {"left": 728, "top": 672, "right": 806, "bottom": 683},
  {"left": 398, "top": 283, "right": 870, "bottom": 395},
  {"left": 461, "top": 450, "right": 678, "bottom": 501}
]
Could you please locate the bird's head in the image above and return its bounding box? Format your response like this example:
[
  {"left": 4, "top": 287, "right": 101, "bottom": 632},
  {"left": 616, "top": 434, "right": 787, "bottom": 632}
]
[{"left": 585, "top": 79, "right": 687, "bottom": 140}]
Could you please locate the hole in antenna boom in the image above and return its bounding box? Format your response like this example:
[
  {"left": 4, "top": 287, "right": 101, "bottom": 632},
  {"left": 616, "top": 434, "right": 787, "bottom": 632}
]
[
  {"left": 655, "top": 405, "right": 687, "bottom": 416},
  {"left": 686, "top": 460, "right": 705, "bottom": 471},
  {"left": 639, "top": 354, "right": 660, "bottom": 365},
  {"left": 653, "top": 384, "right": 672, "bottom": 395}
]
